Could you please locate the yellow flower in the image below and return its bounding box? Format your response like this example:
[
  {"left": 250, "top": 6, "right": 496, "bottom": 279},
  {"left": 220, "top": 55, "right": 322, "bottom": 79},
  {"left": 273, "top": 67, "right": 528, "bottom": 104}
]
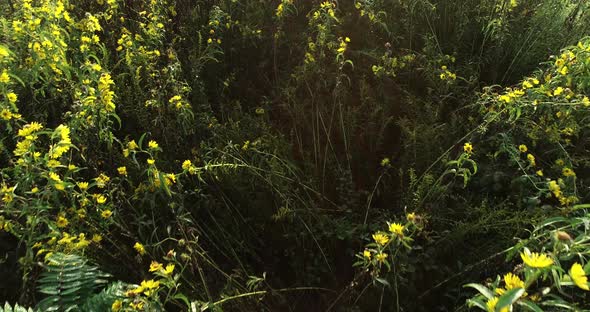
[
  {"left": 372, "top": 232, "right": 389, "bottom": 246},
  {"left": 375, "top": 252, "right": 387, "bottom": 262},
  {"left": 111, "top": 299, "right": 122, "bottom": 311},
  {"left": 129, "top": 302, "right": 143, "bottom": 310},
  {"left": 165, "top": 263, "right": 175, "bottom": 275},
  {"left": 583, "top": 96, "right": 590, "bottom": 107},
  {"left": 363, "top": 249, "right": 371, "bottom": 259},
  {"left": 149, "top": 261, "right": 163, "bottom": 272},
  {"left": 54, "top": 182, "right": 66, "bottom": 191},
  {"left": 548, "top": 180, "right": 562, "bottom": 197},
  {"left": 486, "top": 297, "right": 509, "bottom": 312},
  {"left": 134, "top": 242, "right": 146, "bottom": 255},
  {"left": 0, "top": 70, "right": 10, "bottom": 83},
  {"left": 50, "top": 172, "right": 63, "bottom": 182},
  {"left": 6, "top": 92, "right": 17, "bottom": 103},
  {"left": 381, "top": 158, "right": 391, "bottom": 167},
  {"left": 128, "top": 140, "right": 138, "bottom": 150},
  {"left": 117, "top": 166, "right": 127, "bottom": 176},
  {"left": 562, "top": 167, "right": 576, "bottom": 177},
  {"left": 92, "top": 234, "right": 103, "bottom": 243},
  {"left": 56, "top": 216, "right": 69, "bottom": 228},
  {"left": 96, "top": 173, "right": 110, "bottom": 188},
  {"left": 554, "top": 87, "right": 564, "bottom": 96},
  {"left": 388, "top": 222, "right": 404, "bottom": 236},
  {"left": 1, "top": 109, "right": 12, "bottom": 120},
  {"left": 96, "top": 195, "right": 107, "bottom": 204},
  {"left": 147, "top": 158, "right": 155, "bottom": 165},
  {"left": 182, "top": 159, "right": 193, "bottom": 170},
  {"left": 77, "top": 182, "right": 89, "bottom": 190},
  {"left": 570, "top": 263, "right": 589, "bottom": 291},
  {"left": 101, "top": 209, "right": 112, "bottom": 219},
  {"left": 560, "top": 66, "right": 568, "bottom": 76},
  {"left": 463, "top": 142, "right": 473, "bottom": 154},
  {"left": 407, "top": 212, "right": 416, "bottom": 222},
  {"left": 527, "top": 154, "right": 536, "bottom": 166},
  {"left": 536, "top": 170, "right": 543, "bottom": 176},
  {"left": 518, "top": 144, "right": 527, "bottom": 153},
  {"left": 520, "top": 251, "right": 553, "bottom": 268},
  {"left": 503, "top": 272, "right": 524, "bottom": 290},
  {"left": 148, "top": 140, "right": 159, "bottom": 149}
]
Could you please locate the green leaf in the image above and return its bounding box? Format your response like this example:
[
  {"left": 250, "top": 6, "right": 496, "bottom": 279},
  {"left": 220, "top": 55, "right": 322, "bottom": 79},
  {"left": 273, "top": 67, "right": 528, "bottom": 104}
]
[
  {"left": 496, "top": 288, "right": 525, "bottom": 311},
  {"left": 466, "top": 298, "right": 488, "bottom": 311},
  {"left": 464, "top": 283, "right": 494, "bottom": 299},
  {"left": 375, "top": 277, "right": 390, "bottom": 287},
  {"left": 516, "top": 300, "right": 543, "bottom": 312}
]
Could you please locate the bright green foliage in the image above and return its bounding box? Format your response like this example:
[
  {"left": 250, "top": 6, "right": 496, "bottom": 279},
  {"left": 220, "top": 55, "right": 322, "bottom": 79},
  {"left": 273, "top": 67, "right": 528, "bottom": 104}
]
[{"left": 0, "top": 303, "right": 34, "bottom": 312}]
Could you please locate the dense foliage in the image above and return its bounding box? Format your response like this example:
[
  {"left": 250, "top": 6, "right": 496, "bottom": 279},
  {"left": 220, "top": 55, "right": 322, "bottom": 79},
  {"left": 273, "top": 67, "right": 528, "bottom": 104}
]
[{"left": 1, "top": 0, "right": 590, "bottom": 311}]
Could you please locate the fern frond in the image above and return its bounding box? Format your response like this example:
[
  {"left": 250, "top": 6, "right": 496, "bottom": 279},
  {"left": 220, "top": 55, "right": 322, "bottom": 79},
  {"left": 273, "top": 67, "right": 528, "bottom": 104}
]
[
  {"left": 0, "top": 302, "right": 35, "bottom": 312},
  {"left": 36, "top": 253, "right": 110, "bottom": 312}
]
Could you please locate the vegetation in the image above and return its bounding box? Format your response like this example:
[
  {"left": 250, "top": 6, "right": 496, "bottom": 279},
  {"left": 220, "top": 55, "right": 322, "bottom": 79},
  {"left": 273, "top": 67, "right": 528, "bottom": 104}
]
[{"left": 1, "top": 0, "right": 590, "bottom": 311}]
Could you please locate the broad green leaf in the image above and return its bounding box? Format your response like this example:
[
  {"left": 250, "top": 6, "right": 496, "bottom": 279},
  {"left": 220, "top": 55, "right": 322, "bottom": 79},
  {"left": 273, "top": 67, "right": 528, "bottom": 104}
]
[
  {"left": 496, "top": 288, "right": 524, "bottom": 311},
  {"left": 464, "top": 283, "right": 494, "bottom": 299}
]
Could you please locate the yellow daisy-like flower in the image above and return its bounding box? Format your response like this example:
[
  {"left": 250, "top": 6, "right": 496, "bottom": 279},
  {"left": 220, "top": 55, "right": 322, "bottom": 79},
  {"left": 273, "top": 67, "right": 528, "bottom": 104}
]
[
  {"left": 536, "top": 170, "right": 543, "bottom": 177},
  {"left": 165, "top": 263, "right": 175, "bottom": 275},
  {"left": 49, "top": 172, "right": 61, "bottom": 182},
  {"left": 96, "top": 194, "right": 107, "bottom": 204},
  {"left": 375, "top": 252, "right": 387, "bottom": 262},
  {"left": 101, "top": 209, "right": 112, "bottom": 218},
  {"left": 504, "top": 272, "right": 524, "bottom": 290},
  {"left": 463, "top": 142, "right": 473, "bottom": 154},
  {"left": 147, "top": 158, "right": 155, "bottom": 165},
  {"left": 363, "top": 249, "right": 371, "bottom": 259},
  {"left": 570, "top": 263, "right": 589, "bottom": 291},
  {"left": 56, "top": 216, "right": 69, "bottom": 228},
  {"left": 149, "top": 261, "right": 163, "bottom": 272},
  {"left": 117, "top": 166, "right": 127, "bottom": 176},
  {"left": 77, "top": 182, "right": 89, "bottom": 190},
  {"left": 182, "top": 159, "right": 192, "bottom": 171},
  {"left": 518, "top": 144, "right": 528, "bottom": 153},
  {"left": 0, "top": 70, "right": 10, "bottom": 83},
  {"left": 520, "top": 251, "right": 553, "bottom": 268},
  {"left": 407, "top": 212, "right": 416, "bottom": 222},
  {"left": 562, "top": 167, "right": 576, "bottom": 177},
  {"left": 92, "top": 234, "right": 102, "bottom": 243},
  {"left": 111, "top": 300, "right": 122, "bottom": 311},
  {"left": 554, "top": 87, "right": 564, "bottom": 96},
  {"left": 134, "top": 242, "right": 146, "bottom": 255},
  {"left": 54, "top": 182, "right": 66, "bottom": 191},
  {"left": 527, "top": 154, "right": 536, "bottom": 166},
  {"left": 6, "top": 92, "right": 17, "bottom": 103},
  {"left": 128, "top": 140, "right": 138, "bottom": 150},
  {"left": 148, "top": 140, "right": 158, "bottom": 149},
  {"left": 388, "top": 222, "right": 404, "bottom": 236},
  {"left": 372, "top": 232, "right": 389, "bottom": 246}
]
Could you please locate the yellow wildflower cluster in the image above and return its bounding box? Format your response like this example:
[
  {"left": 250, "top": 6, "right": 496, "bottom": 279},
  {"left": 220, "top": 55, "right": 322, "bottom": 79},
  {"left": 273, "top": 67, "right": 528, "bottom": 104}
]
[
  {"left": 98, "top": 73, "right": 116, "bottom": 112},
  {"left": 337, "top": 37, "right": 350, "bottom": 54},
  {"left": 14, "top": 122, "right": 43, "bottom": 157},
  {"left": 498, "top": 87, "right": 525, "bottom": 104},
  {"left": 439, "top": 65, "right": 457, "bottom": 81},
  {"left": 359, "top": 213, "right": 420, "bottom": 273},
  {"left": 48, "top": 125, "right": 71, "bottom": 159},
  {"left": 182, "top": 159, "right": 198, "bottom": 175}
]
